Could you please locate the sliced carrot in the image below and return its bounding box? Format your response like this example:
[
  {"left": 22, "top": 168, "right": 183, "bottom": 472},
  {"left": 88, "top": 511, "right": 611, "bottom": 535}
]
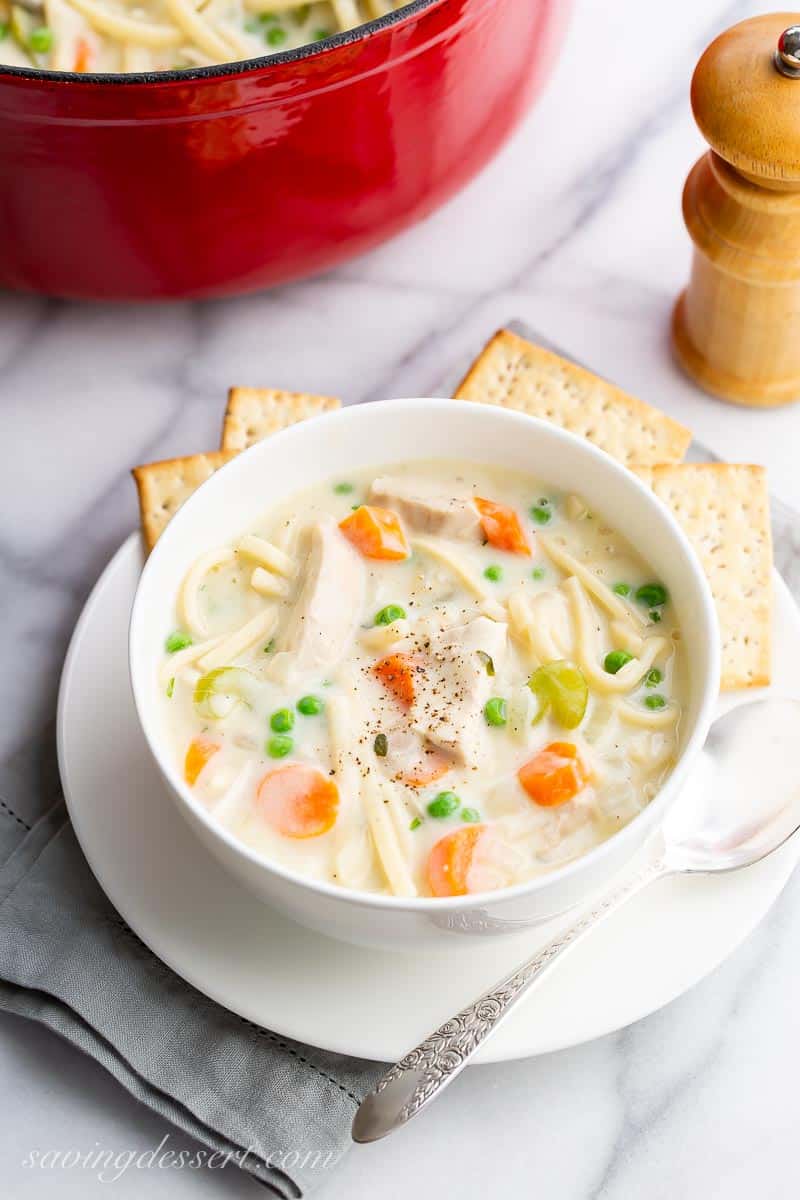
[
  {"left": 474, "top": 497, "right": 531, "bottom": 556},
  {"left": 373, "top": 652, "right": 418, "bottom": 708},
  {"left": 339, "top": 505, "right": 410, "bottom": 561},
  {"left": 427, "top": 825, "right": 487, "bottom": 897},
  {"left": 74, "top": 38, "right": 92, "bottom": 72},
  {"left": 395, "top": 743, "right": 452, "bottom": 788},
  {"left": 184, "top": 734, "right": 220, "bottom": 786},
  {"left": 518, "top": 741, "right": 590, "bottom": 807},
  {"left": 257, "top": 764, "right": 339, "bottom": 839}
]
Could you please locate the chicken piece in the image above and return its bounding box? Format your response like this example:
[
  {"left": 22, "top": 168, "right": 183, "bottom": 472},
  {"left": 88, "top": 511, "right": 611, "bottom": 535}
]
[
  {"left": 410, "top": 615, "right": 507, "bottom": 768},
  {"left": 271, "top": 518, "right": 365, "bottom": 681},
  {"left": 369, "top": 476, "right": 482, "bottom": 542}
]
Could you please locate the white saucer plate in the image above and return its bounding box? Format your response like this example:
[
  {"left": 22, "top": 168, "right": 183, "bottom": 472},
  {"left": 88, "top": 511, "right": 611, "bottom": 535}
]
[{"left": 57, "top": 535, "right": 800, "bottom": 1063}]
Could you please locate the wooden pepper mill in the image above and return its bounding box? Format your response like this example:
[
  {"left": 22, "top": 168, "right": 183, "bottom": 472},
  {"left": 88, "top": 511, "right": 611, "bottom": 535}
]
[{"left": 672, "top": 13, "right": 800, "bottom": 406}]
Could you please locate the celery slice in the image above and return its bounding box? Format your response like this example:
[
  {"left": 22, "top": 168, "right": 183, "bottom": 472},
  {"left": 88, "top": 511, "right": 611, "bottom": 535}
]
[
  {"left": 528, "top": 660, "right": 588, "bottom": 730},
  {"left": 193, "top": 667, "right": 255, "bottom": 720}
]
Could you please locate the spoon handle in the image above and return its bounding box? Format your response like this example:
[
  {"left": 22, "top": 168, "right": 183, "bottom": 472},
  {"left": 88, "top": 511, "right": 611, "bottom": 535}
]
[{"left": 352, "top": 858, "right": 663, "bottom": 1143}]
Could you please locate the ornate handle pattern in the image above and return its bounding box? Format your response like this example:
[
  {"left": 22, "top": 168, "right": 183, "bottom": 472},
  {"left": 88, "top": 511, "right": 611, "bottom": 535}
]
[{"left": 352, "top": 858, "right": 663, "bottom": 1143}]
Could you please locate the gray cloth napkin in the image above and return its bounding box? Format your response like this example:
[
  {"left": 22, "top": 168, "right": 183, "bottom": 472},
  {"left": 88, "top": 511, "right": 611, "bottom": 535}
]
[{"left": 0, "top": 732, "right": 383, "bottom": 1197}]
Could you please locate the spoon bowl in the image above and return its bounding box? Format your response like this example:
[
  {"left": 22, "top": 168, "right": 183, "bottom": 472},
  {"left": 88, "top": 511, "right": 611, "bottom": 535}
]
[{"left": 661, "top": 699, "right": 800, "bottom": 874}]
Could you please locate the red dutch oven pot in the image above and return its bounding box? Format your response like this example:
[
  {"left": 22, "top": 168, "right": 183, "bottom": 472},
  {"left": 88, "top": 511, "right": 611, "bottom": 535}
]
[{"left": 0, "top": 0, "right": 569, "bottom": 300}]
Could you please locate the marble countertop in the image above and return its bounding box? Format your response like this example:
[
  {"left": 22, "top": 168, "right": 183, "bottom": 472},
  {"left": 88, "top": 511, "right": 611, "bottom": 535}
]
[{"left": 3, "top": 0, "right": 800, "bottom": 1196}]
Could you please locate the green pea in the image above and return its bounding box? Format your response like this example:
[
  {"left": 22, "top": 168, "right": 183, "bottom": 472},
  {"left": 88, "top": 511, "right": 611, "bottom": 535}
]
[
  {"left": 532, "top": 566, "right": 546, "bottom": 581},
  {"left": 635, "top": 583, "right": 668, "bottom": 608},
  {"left": 267, "top": 734, "right": 293, "bottom": 758},
  {"left": 373, "top": 733, "right": 388, "bottom": 757},
  {"left": 333, "top": 482, "right": 354, "bottom": 494},
  {"left": 644, "top": 694, "right": 666, "bottom": 710},
  {"left": 313, "top": 27, "right": 331, "bottom": 40},
  {"left": 484, "top": 565, "right": 503, "bottom": 582},
  {"left": 645, "top": 668, "right": 663, "bottom": 688},
  {"left": 409, "top": 816, "right": 422, "bottom": 831},
  {"left": 29, "top": 25, "right": 53, "bottom": 52},
  {"left": 484, "top": 697, "right": 508, "bottom": 727},
  {"left": 270, "top": 708, "right": 295, "bottom": 733},
  {"left": 530, "top": 504, "right": 552, "bottom": 526},
  {"left": 266, "top": 25, "right": 287, "bottom": 45},
  {"left": 374, "top": 604, "right": 406, "bottom": 626},
  {"left": 166, "top": 677, "right": 175, "bottom": 699},
  {"left": 165, "top": 630, "right": 192, "bottom": 653},
  {"left": 461, "top": 807, "right": 481, "bottom": 823},
  {"left": 604, "top": 650, "right": 633, "bottom": 675},
  {"left": 612, "top": 582, "right": 631, "bottom": 597},
  {"left": 427, "top": 791, "right": 460, "bottom": 819},
  {"left": 297, "top": 694, "right": 324, "bottom": 716}
]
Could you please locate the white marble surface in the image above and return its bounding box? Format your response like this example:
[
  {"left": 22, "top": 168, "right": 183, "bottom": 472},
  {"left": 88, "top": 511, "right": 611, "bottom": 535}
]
[{"left": 3, "top": 0, "right": 800, "bottom": 1195}]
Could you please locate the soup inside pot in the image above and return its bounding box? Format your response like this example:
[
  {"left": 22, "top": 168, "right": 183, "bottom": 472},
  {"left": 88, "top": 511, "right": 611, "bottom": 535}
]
[
  {"left": 0, "top": 0, "right": 404, "bottom": 73},
  {"left": 157, "top": 460, "right": 684, "bottom": 899}
]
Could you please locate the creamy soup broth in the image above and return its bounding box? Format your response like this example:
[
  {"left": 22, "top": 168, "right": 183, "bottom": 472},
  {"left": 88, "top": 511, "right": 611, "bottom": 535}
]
[{"left": 158, "top": 460, "right": 684, "bottom": 899}]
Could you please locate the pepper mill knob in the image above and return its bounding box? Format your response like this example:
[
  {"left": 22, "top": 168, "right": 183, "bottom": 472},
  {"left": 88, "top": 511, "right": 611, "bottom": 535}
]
[
  {"left": 776, "top": 24, "right": 800, "bottom": 75},
  {"left": 672, "top": 13, "right": 800, "bottom": 406}
]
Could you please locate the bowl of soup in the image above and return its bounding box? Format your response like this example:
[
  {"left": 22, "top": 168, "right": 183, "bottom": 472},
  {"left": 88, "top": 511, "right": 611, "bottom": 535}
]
[
  {"left": 0, "top": 0, "right": 568, "bottom": 299},
  {"left": 129, "top": 399, "right": 720, "bottom": 948}
]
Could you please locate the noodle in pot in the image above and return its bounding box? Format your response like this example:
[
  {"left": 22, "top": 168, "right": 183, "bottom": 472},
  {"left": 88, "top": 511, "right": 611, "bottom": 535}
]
[{"left": 0, "top": 0, "right": 406, "bottom": 73}]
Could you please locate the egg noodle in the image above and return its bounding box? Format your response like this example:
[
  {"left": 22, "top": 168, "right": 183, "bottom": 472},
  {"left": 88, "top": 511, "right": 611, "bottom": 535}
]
[{"left": 0, "top": 0, "right": 402, "bottom": 73}]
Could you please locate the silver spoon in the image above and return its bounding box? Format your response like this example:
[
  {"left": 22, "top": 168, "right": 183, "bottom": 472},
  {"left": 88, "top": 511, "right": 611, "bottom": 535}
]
[{"left": 353, "top": 698, "right": 800, "bottom": 1144}]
